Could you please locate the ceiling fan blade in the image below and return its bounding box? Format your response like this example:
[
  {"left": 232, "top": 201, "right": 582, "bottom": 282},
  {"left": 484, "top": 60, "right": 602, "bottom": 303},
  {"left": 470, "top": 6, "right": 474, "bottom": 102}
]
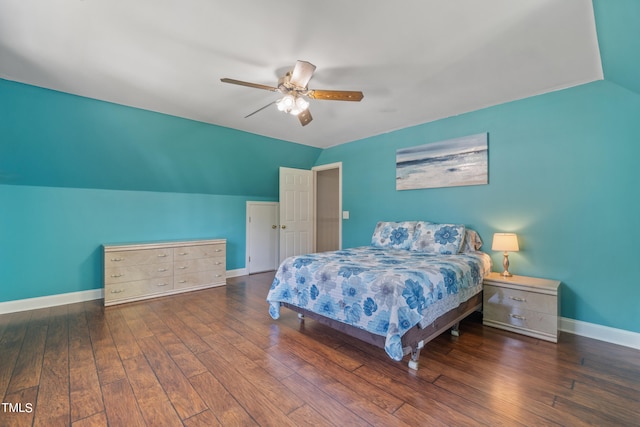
[
  {"left": 307, "top": 90, "right": 364, "bottom": 101},
  {"left": 244, "top": 101, "right": 277, "bottom": 118},
  {"left": 298, "top": 109, "right": 313, "bottom": 126},
  {"left": 220, "top": 78, "right": 279, "bottom": 92},
  {"left": 289, "top": 61, "right": 316, "bottom": 88}
]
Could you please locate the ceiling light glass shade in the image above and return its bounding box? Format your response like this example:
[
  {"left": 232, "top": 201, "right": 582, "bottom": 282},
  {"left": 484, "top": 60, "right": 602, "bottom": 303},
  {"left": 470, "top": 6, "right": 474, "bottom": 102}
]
[
  {"left": 295, "top": 96, "right": 309, "bottom": 112},
  {"left": 276, "top": 94, "right": 309, "bottom": 116},
  {"left": 276, "top": 94, "right": 296, "bottom": 112}
]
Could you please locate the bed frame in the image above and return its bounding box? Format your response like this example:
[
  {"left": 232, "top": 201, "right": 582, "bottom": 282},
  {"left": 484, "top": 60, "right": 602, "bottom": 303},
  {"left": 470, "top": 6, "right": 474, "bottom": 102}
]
[{"left": 281, "top": 291, "right": 483, "bottom": 370}]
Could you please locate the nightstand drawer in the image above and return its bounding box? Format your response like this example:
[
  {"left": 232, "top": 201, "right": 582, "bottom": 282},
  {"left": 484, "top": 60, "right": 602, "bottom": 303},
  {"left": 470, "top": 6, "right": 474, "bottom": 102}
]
[
  {"left": 484, "top": 284, "right": 556, "bottom": 315},
  {"left": 483, "top": 304, "right": 557, "bottom": 336}
]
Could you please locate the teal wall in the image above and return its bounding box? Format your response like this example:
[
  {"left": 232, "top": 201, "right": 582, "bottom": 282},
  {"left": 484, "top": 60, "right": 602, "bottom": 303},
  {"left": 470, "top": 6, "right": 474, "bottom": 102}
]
[
  {"left": 593, "top": 0, "right": 640, "bottom": 95},
  {"left": 316, "top": 80, "right": 640, "bottom": 333},
  {"left": 0, "top": 79, "right": 320, "bottom": 195},
  {"left": 0, "top": 185, "right": 261, "bottom": 301},
  {"left": 0, "top": 79, "right": 321, "bottom": 302}
]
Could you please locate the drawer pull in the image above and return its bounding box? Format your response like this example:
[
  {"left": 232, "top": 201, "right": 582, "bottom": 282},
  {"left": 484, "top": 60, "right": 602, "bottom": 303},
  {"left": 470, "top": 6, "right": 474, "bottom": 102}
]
[
  {"left": 157, "top": 283, "right": 169, "bottom": 287},
  {"left": 215, "top": 249, "right": 222, "bottom": 252},
  {"left": 178, "top": 280, "right": 187, "bottom": 284},
  {"left": 509, "top": 296, "right": 526, "bottom": 302},
  {"left": 110, "top": 289, "right": 125, "bottom": 294},
  {"left": 158, "top": 268, "right": 168, "bottom": 272},
  {"left": 110, "top": 274, "right": 124, "bottom": 278},
  {"left": 215, "top": 274, "right": 223, "bottom": 278},
  {"left": 510, "top": 314, "right": 526, "bottom": 320},
  {"left": 215, "top": 262, "right": 222, "bottom": 265},
  {"left": 110, "top": 258, "right": 125, "bottom": 262},
  {"left": 179, "top": 252, "right": 189, "bottom": 256},
  {"left": 178, "top": 266, "right": 188, "bottom": 270},
  {"left": 157, "top": 254, "right": 168, "bottom": 258}
]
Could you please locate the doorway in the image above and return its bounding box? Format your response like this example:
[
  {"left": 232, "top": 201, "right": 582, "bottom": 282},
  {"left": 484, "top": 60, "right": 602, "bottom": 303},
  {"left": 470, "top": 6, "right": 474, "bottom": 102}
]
[{"left": 314, "top": 164, "right": 342, "bottom": 252}]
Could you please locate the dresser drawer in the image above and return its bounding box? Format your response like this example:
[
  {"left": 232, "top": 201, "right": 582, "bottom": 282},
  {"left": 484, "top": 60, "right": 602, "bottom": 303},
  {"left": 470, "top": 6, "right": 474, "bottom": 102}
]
[
  {"left": 173, "top": 244, "right": 225, "bottom": 261},
  {"left": 174, "top": 256, "right": 225, "bottom": 274},
  {"left": 105, "top": 248, "right": 173, "bottom": 267},
  {"left": 484, "top": 284, "right": 556, "bottom": 315},
  {"left": 174, "top": 270, "right": 225, "bottom": 290},
  {"left": 105, "top": 278, "right": 174, "bottom": 303},
  {"left": 105, "top": 262, "right": 173, "bottom": 284}
]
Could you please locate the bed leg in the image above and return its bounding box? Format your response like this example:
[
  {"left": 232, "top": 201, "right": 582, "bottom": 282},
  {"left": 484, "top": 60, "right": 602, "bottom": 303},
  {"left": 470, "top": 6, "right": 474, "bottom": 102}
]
[
  {"left": 451, "top": 322, "right": 460, "bottom": 337},
  {"left": 408, "top": 340, "right": 424, "bottom": 370},
  {"left": 297, "top": 313, "right": 305, "bottom": 322}
]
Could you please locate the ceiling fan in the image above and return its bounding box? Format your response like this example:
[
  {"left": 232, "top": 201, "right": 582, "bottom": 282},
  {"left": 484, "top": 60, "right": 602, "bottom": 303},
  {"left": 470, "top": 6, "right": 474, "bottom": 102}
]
[{"left": 221, "top": 60, "right": 364, "bottom": 126}]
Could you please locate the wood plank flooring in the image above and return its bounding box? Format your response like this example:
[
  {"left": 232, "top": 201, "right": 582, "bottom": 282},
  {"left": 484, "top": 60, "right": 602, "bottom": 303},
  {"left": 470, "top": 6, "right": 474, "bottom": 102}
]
[{"left": 1, "top": 271, "right": 639, "bottom": 426}]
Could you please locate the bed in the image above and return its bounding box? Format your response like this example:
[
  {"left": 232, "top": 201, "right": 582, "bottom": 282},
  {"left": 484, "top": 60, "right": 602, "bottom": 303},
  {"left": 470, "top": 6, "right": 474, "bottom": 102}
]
[{"left": 267, "top": 221, "right": 492, "bottom": 370}]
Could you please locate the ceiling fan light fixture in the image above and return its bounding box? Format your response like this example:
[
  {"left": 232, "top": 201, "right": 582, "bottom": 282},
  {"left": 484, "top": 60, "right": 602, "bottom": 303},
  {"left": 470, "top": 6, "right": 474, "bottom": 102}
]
[
  {"left": 221, "top": 60, "right": 363, "bottom": 126},
  {"left": 276, "top": 94, "right": 309, "bottom": 116},
  {"left": 276, "top": 94, "right": 295, "bottom": 112}
]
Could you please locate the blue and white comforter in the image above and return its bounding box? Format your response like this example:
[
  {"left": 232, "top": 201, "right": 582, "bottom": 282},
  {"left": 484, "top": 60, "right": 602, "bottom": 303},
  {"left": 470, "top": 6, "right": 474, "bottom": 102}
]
[{"left": 267, "top": 246, "right": 491, "bottom": 361}]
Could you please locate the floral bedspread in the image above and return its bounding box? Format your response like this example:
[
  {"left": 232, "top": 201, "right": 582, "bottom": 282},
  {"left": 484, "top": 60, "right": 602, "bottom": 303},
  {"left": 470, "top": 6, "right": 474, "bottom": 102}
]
[{"left": 267, "top": 246, "right": 491, "bottom": 361}]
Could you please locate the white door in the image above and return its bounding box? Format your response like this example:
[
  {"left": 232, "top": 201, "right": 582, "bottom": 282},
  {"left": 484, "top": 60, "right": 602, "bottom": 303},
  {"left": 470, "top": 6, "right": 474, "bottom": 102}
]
[
  {"left": 279, "top": 167, "right": 313, "bottom": 262},
  {"left": 246, "top": 202, "right": 279, "bottom": 274}
]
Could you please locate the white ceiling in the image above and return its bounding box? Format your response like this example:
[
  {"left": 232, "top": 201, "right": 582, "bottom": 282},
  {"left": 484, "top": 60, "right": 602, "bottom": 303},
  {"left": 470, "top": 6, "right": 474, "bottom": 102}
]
[{"left": 0, "top": 0, "right": 603, "bottom": 149}]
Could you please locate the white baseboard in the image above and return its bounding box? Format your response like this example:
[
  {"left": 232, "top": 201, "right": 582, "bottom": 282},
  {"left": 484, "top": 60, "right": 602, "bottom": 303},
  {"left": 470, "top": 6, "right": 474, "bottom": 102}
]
[
  {"left": 560, "top": 317, "right": 640, "bottom": 350},
  {"left": 226, "top": 268, "right": 247, "bottom": 278},
  {"left": 0, "top": 269, "right": 249, "bottom": 314},
  {"left": 0, "top": 288, "right": 104, "bottom": 314}
]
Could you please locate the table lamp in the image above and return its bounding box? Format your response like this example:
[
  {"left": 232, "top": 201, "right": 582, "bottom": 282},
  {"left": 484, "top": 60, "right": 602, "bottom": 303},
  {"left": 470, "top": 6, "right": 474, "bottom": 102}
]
[{"left": 492, "top": 233, "right": 519, "bottom": 277}]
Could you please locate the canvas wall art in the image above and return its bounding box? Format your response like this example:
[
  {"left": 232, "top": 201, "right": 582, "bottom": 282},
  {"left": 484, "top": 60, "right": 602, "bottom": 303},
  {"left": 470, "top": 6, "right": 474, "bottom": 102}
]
[{"left": 396, "top": 133, "right": 488, "bottom": 190}]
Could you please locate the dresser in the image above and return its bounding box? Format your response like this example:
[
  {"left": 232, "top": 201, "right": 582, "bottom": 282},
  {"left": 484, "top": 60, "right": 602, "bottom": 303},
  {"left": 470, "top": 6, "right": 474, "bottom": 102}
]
[
  {"left": 483, "top": 272, "right": 560, "bottom": 342},
  {"left": 103, "top": 239, "right": 226, "bottom": 306}
]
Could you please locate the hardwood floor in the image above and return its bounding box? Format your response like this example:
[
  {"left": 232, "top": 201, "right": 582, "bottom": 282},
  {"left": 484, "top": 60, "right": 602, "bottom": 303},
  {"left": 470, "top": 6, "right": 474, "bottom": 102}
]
[{"left": 1, "top": 271, "right": 639, "bottom": 426}]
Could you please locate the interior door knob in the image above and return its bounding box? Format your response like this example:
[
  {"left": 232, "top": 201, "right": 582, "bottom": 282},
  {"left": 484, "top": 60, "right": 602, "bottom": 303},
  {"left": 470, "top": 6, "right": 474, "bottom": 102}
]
[
  {"left": 281, "top": 225, "right": 286, "bottom": 229},
  {"left": 272, "top": 225, "right": 277, "bottom": 229}
]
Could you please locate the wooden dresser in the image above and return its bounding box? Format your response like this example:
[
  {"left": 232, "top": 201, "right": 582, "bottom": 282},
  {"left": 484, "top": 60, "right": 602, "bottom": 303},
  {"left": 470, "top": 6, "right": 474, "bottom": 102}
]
[
  {"left": 103, "top": 239, "right": 226, "bottom": 306},
  {"left": 483, "top": 272, "right": 561, "bottom": 342}
]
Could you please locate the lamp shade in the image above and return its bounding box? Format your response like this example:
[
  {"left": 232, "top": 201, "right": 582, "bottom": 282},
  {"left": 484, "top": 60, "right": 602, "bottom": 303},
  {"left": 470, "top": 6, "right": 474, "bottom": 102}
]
[{"left": 492, "top": 233, "right": 519, "bottom": 252}]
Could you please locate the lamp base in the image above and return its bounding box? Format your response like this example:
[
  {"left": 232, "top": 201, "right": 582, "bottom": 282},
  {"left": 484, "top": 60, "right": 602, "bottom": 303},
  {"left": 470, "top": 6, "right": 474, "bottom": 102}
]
[{"left": 501, "top": 252, "right": 513, "bottom": 277}]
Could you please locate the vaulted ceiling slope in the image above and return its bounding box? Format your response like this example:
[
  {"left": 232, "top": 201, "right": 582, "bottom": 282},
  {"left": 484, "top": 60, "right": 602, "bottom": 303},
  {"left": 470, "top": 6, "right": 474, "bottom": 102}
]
[
  {"left": 0, "top": 0, "right": 604, "bottom": 149},
  {"left": 593, "top": 0, "right": 640, "bottom": 96}
]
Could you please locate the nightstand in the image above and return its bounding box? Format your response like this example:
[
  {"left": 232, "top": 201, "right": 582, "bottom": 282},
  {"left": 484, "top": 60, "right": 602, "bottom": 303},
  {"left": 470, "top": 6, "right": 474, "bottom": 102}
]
[{"left": 483, "top": 272, "right": 561, "bottom": 342}]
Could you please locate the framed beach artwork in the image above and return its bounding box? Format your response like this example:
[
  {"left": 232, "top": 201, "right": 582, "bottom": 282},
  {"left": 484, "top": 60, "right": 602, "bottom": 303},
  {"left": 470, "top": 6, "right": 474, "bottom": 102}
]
[{"left": 396, "top": 133, "right": 488, "bottom": 190}]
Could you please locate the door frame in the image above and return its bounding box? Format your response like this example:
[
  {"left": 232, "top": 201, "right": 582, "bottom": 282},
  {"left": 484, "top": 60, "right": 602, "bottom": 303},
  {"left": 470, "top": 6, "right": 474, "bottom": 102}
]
[{"left": 312, "top": 162, "right": 342, "bottom": 250}]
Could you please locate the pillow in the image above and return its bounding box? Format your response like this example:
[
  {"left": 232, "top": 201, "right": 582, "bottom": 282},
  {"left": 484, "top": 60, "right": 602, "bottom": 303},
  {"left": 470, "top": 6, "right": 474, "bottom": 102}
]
[
  {"left": 371, "top": 221, "right": 417, "bottom": 250},
  {"left": 461, "top": 229, "right": 483, "bottom": 252},
  {"left": 410, "top": 222, "right": 466, "bottom": 254}
]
